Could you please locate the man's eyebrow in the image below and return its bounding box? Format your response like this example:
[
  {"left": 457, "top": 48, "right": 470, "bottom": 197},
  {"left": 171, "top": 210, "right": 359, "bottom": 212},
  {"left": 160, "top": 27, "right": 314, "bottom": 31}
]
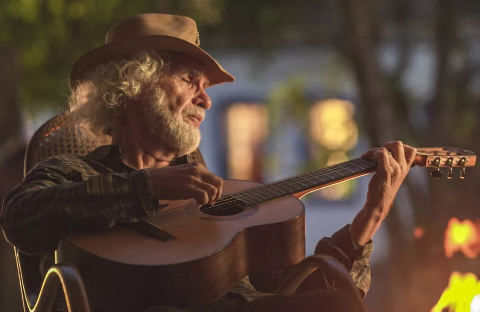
[
  {"left": 189, "top": 69, "right": 210, "bottom": 86},
  {"left": 177, "top": 66, "right": 209, "bottom": 86}
]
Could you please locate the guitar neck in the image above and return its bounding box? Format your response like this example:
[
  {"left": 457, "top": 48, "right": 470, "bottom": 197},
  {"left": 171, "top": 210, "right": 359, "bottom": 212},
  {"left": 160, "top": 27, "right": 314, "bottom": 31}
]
[{"left": 233, "top": 158, "right": 378, "bottom": 205}]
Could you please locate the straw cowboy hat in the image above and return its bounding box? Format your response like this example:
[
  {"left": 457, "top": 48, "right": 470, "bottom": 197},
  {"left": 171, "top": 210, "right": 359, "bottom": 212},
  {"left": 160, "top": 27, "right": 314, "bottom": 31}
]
[{"left": 70, "top": 13, "right": 235, "bottom": 87}]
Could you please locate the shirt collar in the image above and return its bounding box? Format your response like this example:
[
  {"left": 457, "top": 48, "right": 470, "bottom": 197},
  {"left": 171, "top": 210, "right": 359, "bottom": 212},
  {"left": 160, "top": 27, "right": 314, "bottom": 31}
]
[
  {"left": 86, "top": 145, "right": 190, "bottom": 171},
  {"left": 87, "top": 145, "right": 132, "bottom": 172}
]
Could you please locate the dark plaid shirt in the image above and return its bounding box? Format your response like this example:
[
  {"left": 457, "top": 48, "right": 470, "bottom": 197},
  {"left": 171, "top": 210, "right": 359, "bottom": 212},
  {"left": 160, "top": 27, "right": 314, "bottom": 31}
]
[{"left": 1, "top": 145, "right": 372, "bottom": 301}]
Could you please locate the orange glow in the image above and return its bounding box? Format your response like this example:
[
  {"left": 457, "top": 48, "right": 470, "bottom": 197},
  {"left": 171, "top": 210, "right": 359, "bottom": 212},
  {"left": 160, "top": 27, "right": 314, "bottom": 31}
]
[
  {"left": 431, "top": 272, "right": 480, "bottom": 312},
  {"left": 444, "top": 218, "right": 480, "bottom": 259},
  {"left": 413, "top": 226, "right": 425, "bottom": 239}
]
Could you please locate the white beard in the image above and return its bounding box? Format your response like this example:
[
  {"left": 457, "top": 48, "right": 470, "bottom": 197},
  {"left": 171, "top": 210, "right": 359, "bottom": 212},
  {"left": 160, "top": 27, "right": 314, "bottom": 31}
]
[{"left": 144, "top": 90, "right": 202, "bottom": 156}]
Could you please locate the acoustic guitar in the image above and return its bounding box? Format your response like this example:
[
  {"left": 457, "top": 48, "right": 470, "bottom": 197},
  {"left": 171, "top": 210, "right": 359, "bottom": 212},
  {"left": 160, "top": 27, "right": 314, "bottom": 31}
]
[{"left": 56, "top": 147, "right": 476, "bottom": 311}]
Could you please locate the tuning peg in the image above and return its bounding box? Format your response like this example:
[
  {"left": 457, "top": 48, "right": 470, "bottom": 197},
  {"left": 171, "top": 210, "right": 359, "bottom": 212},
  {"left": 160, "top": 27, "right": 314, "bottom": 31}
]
[
  {"left": 459, "top": 157, "right": 466, "bottom": 179},
  {"left": 447, "top": 167, "right": 453, "bottom": 179},
  {"left": 431, "top": 157, "right": 442, "bottom": 179},
  {"left": 446, "top": 158, "right": 453, "bottom": 179},
  {"left": 431, "top": 169, "right": 443, "bottom": 179}
]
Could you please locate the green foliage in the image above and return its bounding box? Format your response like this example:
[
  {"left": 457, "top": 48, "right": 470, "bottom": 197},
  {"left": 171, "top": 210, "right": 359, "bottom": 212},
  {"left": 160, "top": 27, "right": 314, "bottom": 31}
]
[
  {"left": 0, "top": 0, "right": 160, "bottom": 112},
  {"left": 0, "top": 0, "right": 335, "bottom": 113},
  {"left": 265, "top": 73, "right": 326, "bottom": 169},
  {"left": 267, "top": 73, "right": 310, "bottom": 129}
]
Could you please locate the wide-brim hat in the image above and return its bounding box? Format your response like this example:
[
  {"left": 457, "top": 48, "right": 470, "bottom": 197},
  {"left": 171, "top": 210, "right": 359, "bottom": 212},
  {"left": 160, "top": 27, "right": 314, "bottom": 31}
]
[{"left": 70, "top": 13, "right": 235, "bottom": 87}]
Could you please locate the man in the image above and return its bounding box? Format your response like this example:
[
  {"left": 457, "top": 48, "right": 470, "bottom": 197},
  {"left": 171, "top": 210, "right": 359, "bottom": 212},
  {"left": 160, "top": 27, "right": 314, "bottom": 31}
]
[{"left": 1, "top": 14, "right": 416, "bottom": 312}]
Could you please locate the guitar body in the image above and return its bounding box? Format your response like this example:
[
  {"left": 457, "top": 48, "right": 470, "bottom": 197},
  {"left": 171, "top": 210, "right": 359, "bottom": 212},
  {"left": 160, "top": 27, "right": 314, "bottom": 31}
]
[{"left": 57, "top": 179, "right": 306, "bottom": 311}]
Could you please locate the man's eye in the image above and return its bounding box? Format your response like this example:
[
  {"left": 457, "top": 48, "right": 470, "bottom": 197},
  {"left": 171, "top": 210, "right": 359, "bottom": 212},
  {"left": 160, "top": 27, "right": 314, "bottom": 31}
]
[{"left": 182, "top": 78, "right": 192, "bottom": 84}]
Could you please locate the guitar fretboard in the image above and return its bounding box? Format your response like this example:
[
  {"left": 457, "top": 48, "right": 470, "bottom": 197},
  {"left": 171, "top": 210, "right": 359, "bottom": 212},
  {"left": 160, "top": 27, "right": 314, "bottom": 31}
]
[{"left": 229, "top": 158, "right": 378, "bottom": 207}]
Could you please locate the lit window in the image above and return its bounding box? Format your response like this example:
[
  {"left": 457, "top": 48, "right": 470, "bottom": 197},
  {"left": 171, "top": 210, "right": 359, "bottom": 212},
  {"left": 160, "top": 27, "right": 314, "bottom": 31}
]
[
  {"left": 309, "top": 99, "right": 358, "bottom": 200},
  {"left": 226, "top": 103, "right": 268, "bottom": 182},
  {"left": 310, "top": 99, "right": 358, "bottom": 150}
]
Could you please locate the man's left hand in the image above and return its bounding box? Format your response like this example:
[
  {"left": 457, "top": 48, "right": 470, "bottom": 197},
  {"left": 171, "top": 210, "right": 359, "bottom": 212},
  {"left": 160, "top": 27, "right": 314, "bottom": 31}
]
[{"left": 349, "top": 141, "right": 417, "bottom": 245}]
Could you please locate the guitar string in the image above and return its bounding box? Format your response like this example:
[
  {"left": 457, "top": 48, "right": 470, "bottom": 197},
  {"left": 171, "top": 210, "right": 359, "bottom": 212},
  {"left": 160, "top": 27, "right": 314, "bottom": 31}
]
[
  {"left": 153, "top": 159, "right": 375, "bottom": 218},
  {"left": 151, "top": 159, "right": 376, "bottom": 218},
  {"left": 199, "top": 160, "right": 376, "bottom": 216},
  {"left": 200, "top": 160, "right": 370, "bottom": 214}
]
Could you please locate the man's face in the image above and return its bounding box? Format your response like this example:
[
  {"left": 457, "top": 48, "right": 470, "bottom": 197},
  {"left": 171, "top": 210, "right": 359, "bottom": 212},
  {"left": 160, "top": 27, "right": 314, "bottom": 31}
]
[{"left": 142, "top": 53, "right": 212, "bottom": 156}]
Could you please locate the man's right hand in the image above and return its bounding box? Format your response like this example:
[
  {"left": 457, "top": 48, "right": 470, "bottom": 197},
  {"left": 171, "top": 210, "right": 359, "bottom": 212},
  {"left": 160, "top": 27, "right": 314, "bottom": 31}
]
[{"left": 147, "top": 162, "right": 223, "bottom": 206}]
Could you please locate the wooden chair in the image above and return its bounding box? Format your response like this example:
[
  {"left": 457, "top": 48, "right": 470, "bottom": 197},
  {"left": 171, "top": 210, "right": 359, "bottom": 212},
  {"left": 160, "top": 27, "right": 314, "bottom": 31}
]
[{"left": 14, "top": 112, "right": 366, "bottom": 312}]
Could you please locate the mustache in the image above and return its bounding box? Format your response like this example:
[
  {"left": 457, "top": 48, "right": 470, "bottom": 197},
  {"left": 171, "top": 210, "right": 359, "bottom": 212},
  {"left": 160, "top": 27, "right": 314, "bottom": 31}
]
[{"left": 182, "top": 106, "right": 205, "bottom": 119}]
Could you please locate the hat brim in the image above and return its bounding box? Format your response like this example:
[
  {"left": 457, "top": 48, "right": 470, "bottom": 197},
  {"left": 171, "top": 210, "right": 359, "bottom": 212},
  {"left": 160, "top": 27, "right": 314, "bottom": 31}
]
[{"left": 70, "top": 35, "right": 235, "bottom": 88}]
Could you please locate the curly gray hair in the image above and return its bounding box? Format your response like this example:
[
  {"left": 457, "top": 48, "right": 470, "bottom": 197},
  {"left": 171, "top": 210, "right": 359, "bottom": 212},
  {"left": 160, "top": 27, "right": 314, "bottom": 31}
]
[{"left": 68, "top": 50, "right": 171, "bottom": 136}]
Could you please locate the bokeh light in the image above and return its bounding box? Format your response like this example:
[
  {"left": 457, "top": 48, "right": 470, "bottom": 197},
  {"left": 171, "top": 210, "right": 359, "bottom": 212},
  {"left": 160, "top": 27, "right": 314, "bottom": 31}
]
[
  {"left": 445, "top": 218, "right": 480, "bottom": 259},
  {"left": 309, "top": 99, "right": 358, "bottom": 151}
]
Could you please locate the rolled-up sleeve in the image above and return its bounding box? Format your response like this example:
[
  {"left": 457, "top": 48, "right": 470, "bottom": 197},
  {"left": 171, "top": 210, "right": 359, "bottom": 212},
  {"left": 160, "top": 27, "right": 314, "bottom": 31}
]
[
  {"left": 314, "top": 224, "right": 373, "bottom": 297},
  {"left": 1, "top": 156, "right": 157, "bottom": 254}
]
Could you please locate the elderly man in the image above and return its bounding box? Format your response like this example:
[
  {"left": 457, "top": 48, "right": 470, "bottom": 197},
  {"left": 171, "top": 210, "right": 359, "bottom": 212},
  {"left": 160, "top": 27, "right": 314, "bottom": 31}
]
[{"left": 1, "top": 14, "right": 415, "bottom": 312}]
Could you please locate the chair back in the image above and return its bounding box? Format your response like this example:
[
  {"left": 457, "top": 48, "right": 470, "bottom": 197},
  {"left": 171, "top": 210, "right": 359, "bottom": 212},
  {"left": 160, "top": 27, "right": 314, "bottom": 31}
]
[{"left": 24, "top": 112, "right": 107, "bottom": 174}]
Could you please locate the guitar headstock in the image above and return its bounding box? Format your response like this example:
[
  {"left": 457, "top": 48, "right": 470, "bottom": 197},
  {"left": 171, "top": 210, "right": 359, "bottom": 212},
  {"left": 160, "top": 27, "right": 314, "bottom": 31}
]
[{"left": 414, "top": 147, "right": 476, "bottom": 179}]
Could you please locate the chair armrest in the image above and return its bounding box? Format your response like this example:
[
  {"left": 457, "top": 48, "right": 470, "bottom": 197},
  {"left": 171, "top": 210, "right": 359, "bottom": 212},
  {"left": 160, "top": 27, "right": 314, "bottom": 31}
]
[
  {"left": 276, "top": 254, "right": 366, "bottom": 311},
  {"left": 25, "top": 263, "right": 91, "bottom": 312}
]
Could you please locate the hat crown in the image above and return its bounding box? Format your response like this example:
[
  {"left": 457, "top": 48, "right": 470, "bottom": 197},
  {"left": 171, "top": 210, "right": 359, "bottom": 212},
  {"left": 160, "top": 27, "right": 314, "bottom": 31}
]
[
  {"left": 71, "top": 13, "right": 234, "bottom": 87},
  {"left": 105, "top": 13, "right": 200, "bottom": 46}
]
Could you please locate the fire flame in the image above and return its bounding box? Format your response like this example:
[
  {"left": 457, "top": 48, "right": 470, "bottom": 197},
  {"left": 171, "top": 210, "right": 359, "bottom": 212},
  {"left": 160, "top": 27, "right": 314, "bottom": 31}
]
[
  {"left": 444, "top": 218, "right": 480, "bottom": 258},
  {"left": 431, "top": 272, "right": 480, "bottom": 312}
]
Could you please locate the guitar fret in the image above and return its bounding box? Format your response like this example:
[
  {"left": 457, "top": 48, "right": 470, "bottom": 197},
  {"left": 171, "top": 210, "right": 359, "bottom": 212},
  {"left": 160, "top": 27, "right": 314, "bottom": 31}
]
[
  {"left": 328, "top": 169, "right": 345, "bottom": 177},
  {"left": 234, "top": 193, "right": 255, "bottom": 205},
  {"left": 321, "top": 172, "right": 337, "bottom": 179},
  {"left": 336, "top": 164, "right": 356, "bottom": 172},
  {"left": 258, "top": 186, "right": 283, "bottom": 198},
  {"left": 347, "top": 162, "right": 368, "bottom": 170},
  {"left": 261, "top": 187, "right": 277, "bottom": 196},
  {"left": 267, "top": 186, "right": 290, "bottom": 197},
  {"left": 309, "top": 175, "right": 326, "bottom": 183},
  {"left": 291, "top": 179, "right": 311, "bottom": 188},
  {"left": 275, "top": 183, "right": 297, "bottom": 192},
  {"left": 244, "top": 190, "right": 267, "bottom": 202},
  {"left": 301, "top": 176, "right": 319, "bottom": 185},
  {"left": 355, "top": 159, "right": 376, "bottom": 169}
]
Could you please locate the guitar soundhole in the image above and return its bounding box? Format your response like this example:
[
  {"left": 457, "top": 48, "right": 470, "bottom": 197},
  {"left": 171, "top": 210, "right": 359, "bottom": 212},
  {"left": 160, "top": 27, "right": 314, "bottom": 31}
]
[{"left": 200, "top": 196, "right": 246, "bottom": 216}]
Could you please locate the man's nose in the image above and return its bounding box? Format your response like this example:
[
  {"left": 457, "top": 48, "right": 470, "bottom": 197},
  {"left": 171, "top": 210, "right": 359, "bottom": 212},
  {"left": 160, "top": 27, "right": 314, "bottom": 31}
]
[{"left": 193, "top": 89, "right": 212, "bottom": 110}]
